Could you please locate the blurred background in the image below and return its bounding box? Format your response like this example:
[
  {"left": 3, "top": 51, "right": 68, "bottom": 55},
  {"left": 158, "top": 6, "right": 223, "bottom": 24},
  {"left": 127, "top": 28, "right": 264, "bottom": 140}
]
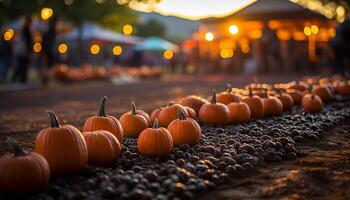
[{"left": 0, "top": 0, "right": 349, "bottom": 89}]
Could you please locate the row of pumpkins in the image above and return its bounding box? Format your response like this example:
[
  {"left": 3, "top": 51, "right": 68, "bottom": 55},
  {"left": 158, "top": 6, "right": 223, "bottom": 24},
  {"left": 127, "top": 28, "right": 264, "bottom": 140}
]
[
  {"left": 1, "top": 76, "right": 350, "bottom": 193},
  {"left": 54, "top": 64, "right": 163, "bottom": 81}
]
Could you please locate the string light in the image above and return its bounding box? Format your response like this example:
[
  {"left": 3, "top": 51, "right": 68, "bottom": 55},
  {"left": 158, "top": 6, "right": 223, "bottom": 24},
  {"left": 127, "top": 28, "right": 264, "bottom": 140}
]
[
  {"left": 33, "top": 43, "right": 42, "bottom": 53},
  {"left": 229, "top": 25, "right": 239, "bottom": 35},
  {"left": 123, "top": 24, "right": 133, "bottom": 35},
  {"left": 3, "top": 28, "right": 14, "bottom": 41},
  {"left": 113, "top": 45, "right": 123, "bottom": 56},
  {"left": 163, "top": 49, "right": 174, "bottom": 59},
  {"left": 90, "top": 44, "right": 100, "bottom": 55},
  {"left": 41, "top": 8, "right": 53, "bottom": 20},
  {"left": 58, "top": 43, "right": 68, "bottom": 54},
  {"left": 205, "top": 32, "right": 214, "bottom": 41}
]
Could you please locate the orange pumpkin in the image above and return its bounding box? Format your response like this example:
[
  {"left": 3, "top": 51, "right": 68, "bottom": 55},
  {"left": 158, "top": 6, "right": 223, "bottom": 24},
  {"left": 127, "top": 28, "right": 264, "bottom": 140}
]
[
  {"left": 184, "top": 106, "right": 197, "bottom": 118},
  {"left": 83, "top": 130, "right": 121, "bottom": 166},
  {"left": 312, "top": 85, "right": 333, "bottom": 103},
  {"left": 336, "top": 81, "right": 350, "bottom": 96},
  {"left": 301, "top": 93, "right": 322, "bottom": 113},
  {"left": 35, "top": 111, "right": 88, "bottom": 175},
  {"left": 286, "top": 80, "right": 307, "bottom": 91},
  {"left": 150, "top": 108, "right": 162, "bottom": 125},
  {"left": 158, "top": 103, "right": 188, "bottom": 127},
  {"left": 199, "top": 91, "right": 229, "bottom": 125},
  {"left": 275, "top": 90, "right": 294, "bottom": 111},
  {"left": 83, "top": 96, "right": 124, "bottom": 142},
  {"left": 262, "top": 92, "right": 283, "bottom": 117},
  {"left": 0, "top": 138, "right": 50, "bottom": 192},
  {"left": 216, "top": 85, "right": 240, "bottom": 105},
  {"left": 180, "top": 95, "right": 209, "bottom": 114},
  {"left": 227, "top": 99, "right": 251, "bottom": 124},
  {"left": 119, "top": 101, "right": 149, "bottom": 138},
  {"left": 167, "top": 110, "right": 201, "bottom": 146},
  {"left": 242, "top": 87, "right": 264, "bottom": 118},
  {"left": 137, "top": 119, "right": 173, "bottom": 156},
  {"left": 286, "top": 89, "right": 303, "bottom": 104}
]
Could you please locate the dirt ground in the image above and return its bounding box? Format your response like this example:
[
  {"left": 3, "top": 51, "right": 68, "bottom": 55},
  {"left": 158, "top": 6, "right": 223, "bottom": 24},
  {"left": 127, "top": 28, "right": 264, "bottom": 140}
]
[{"left": 1, "top": 74, "right": 350, "bottom": 199}]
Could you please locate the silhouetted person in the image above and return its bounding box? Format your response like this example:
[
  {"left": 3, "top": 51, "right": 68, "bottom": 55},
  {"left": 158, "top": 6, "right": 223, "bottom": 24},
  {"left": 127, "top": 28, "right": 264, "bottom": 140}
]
[
  {"left": 0, "top": 33, "right": 12, "bottom": 82},
  {"left": 41, "top": 15, "right": 58, "bottom": 85},
  {"left": 331, "top": 19, "right": 350, "bottom": 75},
  {"left": 12, "top": 16, "right": 33, "bottom": 83}
]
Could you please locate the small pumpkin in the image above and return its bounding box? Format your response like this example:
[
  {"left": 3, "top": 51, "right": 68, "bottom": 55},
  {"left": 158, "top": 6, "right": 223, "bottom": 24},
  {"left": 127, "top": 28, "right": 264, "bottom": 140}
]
[
  {"left": 137, "top": 119, "right": 173, "bottom": 156},
  {"left": 242, "top": 87, "right": 265, "bottom": 118},
  {"left": 199, "top": 91, "right": 229, "bottom": 125},
  {"left": 119, "top": 101, "right": 149, "bottom": 138},
  {"left": 286, "top": 89, "right": 303, "bottom": 104},
  {"left": 227, "top": 99, "right": 251, "bottom": 124},
  {"left": 0, "top": 138, "right": 50, "bottom": 192},
  {"left": 158, "top": 103, "right": 188, "bottom": 127},
  {"left": 150, "top": 107, "right": 162, "bottom": 125},
  {"left": 83, "top": 96, "right": 124, "bottom": 142},
  {"left": 180, "top": 95, "right": 209, "bottom": 114},
  {"left": 262, "top": 91, "right": 283, "bottom": 117},
  {"left": 286, "top": 80, "right": 307, "bottom": 91},
  {"left": 312, "top": 85, "right": 333, "bottom": 103},
  {"left": 167, "top": 110, "right": 201, "bottom": 146},
  {"left": 216, "top": 84, "right": 240, "bottom": 105},
  {"left": 184, "top": 106, "right": 197, "bottom": 118},
  {"left": 301, "top": 93, "right": 322, "bottom": 113},
  {"left": 336, "top": 81, "right": 350, "bottom": 96},
  {"left": 83, "top": 130, "right": 121, "bottom": 166},
  {"left": 275, "top": 89, "right": 294, "bottom": 111},
  {"left": 35, "top": 111, "right": 88, "bottom": 175}
]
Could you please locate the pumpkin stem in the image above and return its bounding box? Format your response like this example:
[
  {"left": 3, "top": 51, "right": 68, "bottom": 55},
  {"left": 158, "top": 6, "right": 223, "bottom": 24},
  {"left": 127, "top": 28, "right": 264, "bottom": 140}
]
[
  {"left": 248, "top": 87, "right": 253, "bottom": 97},
  {"left": 7, "top": 138, "right": 26, "bottom": 156},
  {"left": 152, "top": 118, "right": 159, "bottom": 128},
  {"left": 227, "top": 84, "right": 232, "bottom": 93},
  {"left": 235, "top": 97, "right": 241, "bottom": 103},
  {"left": 211, "top": 90, "right": 217, "bottom": 104},
  {"left": 98, "top": 96, "right": 107, "bottom": 117},
  {"left": 131, "top": 101, "right": 137, "bottom": 115},
  {"left": 48, "top": 111, "right": 60, "bottom": 128},
  {"left": 178, "top": 109, "right": 186, "bottom": 120}
]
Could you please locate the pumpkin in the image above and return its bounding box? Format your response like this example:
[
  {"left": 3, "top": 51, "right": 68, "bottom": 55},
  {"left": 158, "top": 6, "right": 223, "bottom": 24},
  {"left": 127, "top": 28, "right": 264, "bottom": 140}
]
[
  {"left": 262, "top": 91, "right": 283, "bottom": 117},
  {"left": 167, "top": 110, "right": 201, "bottom": 146},
  {"left": 184, "top": 106, "right": 197, "bottom": 118},
  {"left": 137, "top": 119, "right": 173, "bottom": 156},
  {"left": 83, "top": 130, "right": 121, "bottom": 166},
  {"left": 301, "top": 93, "right": 322, "bottom": 113},
  {"left": 83, "top": 96, "right": 124, "bottom": 142},
  {"left": 312, "top": 85, "right": 333, "bottom": 103},
  {"left": 150, "top": 108, "right": 162, "bottom": 125},
  {"left": 286, "top": 89, "right": 303, "bottom": 104},
  {"left": 35, "top": 111, "right": 88, "bottom": 175},
  {"left": 0, "top": 138, "right": 50, "bottom": 192},
  {"left": 336, "top": 81, "right": 350, "bottom": 96},
  {"left": 119, "top": 101, "right": 149, "bottom": 138},
  {"left": 227, "top": 99, "right": 251, "bottom": 124},
  {"left": 275, "top": 90, "right": 294, "bottom": 110},
  {"left": 199, "top": 91, "right": 229, "bottom": 125},
  {"left": 242, "top": 87, "right": 265, "bottom": 118},
  {"left": 216, "top": 85, "right": 240, "bottom": 105},
  {"left": 158, "top": 103, "right": 188, "bottom": 127},
  {"left": 180, "top": 95, "right": 209, "bottom": 114},
  {"left": 286, "top": 80, "right": 307, "bottom": 91}
]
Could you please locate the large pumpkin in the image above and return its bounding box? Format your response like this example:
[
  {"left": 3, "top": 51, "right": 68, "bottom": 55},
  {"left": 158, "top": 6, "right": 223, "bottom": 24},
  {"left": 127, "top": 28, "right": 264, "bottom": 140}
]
[
  {"left": 180, "top": 95, "right": 209, "bottom": 114},
  {"left": 158, "top": 103, "right": 188, "bottom": 127},
  {"left": 227, "top": 99, "right": 251, "bottom": 124},
  {"left": 262, "top": 92, "right": 283, "bottom": 117},
  {"left": 137, "top": 119, "right": 173, "bottom": 156},
  {"left": 0, "top": 138, "right": 50, "bottom": 192},
  {"left": 35, "top": 111, "right": 88, "bottom": 175},
  {"left": 216, "top": 85, "right": 240, "bottom": 105},
  {"left": 242, "top": 87, "right": 264, "bottom": 118},
  {"left": 119, "top": 101, "right": 149, "bottom": 138},
  {"left": 275, "top": 90, "right": 294, "bottom": 110},
  {"left": 312, "top": 85, "right": 333, "bottom": 103},
  {"left": 83, "top": 130, "right": 121, "bottom": 166},
  {"left": 199, "top": 91, "right": 229, "bottom": 125},
  {"left": 167, "top": 110, "right": 201, "bottom": 146},
  {"left": 286, "top": 89, "right": 303, "bottom": 104},
  {"left": 83, "top": 96, "right": 124, "bottom": 142},
  {"left": 301, "top": 93, "right": 322, "bottom": 113}
]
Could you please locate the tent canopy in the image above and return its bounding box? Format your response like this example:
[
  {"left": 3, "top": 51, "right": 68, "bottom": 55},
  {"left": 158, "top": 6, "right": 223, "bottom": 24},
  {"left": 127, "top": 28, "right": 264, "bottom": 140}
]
[{"left": 134, "top": 37, "right": 179, "bottom": 52}]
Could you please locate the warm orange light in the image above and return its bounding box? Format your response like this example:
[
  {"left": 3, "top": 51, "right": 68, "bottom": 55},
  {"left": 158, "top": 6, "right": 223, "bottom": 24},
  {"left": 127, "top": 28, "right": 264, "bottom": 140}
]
[
  {"left": 294, "top": 32, "right": 306, "bottom": 41},
  {"left": 58, "top": 43, "right": 68, "bottom": 54},
  {"left": 163, "top": 49, "right": 174, "bottom": 59},
  {"left": 90, "top": 44, "right": 100, "bottom": 55},
  {"left": 241, "top": 45, "right": 250, "bottom": 53},
  {"left": 205, "top": 32, "right": 214, "bottom": 41},
  {"left": 220, "top": 48, "right": 233, "bottom": 58},
  {"left": 304, "top": 26, "right": 312, "bottom": 36},
  {"left": 311, "top": 25, "right": 319, "bottom": 34},
  {"left": 248, "top": 30, "right": 262, "bottom": 39},
  {"left": 277, "top": 30, "right": 291, "bottom": 41},
  {"left": 3, "top": 29, "right": 14, "bottom": 41},
  {"left": 41, "top": 8, "right": 53, "bottom": 20},
  {"left": 113, "top": 45, "right": 123, "bottom": 56},
  {"left": 329, "top": 28, "right": 336, "bottom": 37},
  {"left": 229, "top": 24, "right": 239, "bottom": 35},
  {"left": 123, "top": 24, "right": 133, "bottom": 35},
  {"left": 33, "top": 43, "right": 42, "bottom": 53}
]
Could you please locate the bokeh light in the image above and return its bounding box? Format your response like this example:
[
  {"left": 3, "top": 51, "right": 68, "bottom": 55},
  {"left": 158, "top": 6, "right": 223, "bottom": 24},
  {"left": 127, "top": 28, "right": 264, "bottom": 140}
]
[
  {"left": 304, "top": 26, "right": 312, "bottom": 36},
  {"left": 205, "top": 32, "right": 214, "bottom": 41},
  {"left": 241, "top": 45, "right": 250, "bottom": 53},
  {"left": 163, "top": 49, "right": 174, "bottom": 60},
  {"left": 3, "top": 28, "right": 14, "bottom": 41},
  {"left": 229, "top": 25, "right": 239, "bottom": 35},
  {"left": 41, "top": 8, "right": 53, "bottom": 20},
  {"left": 90, "top": 44, "right": 100, "bottom": 55},
  {"left": 311, "top": 25, "right": 319, "bottom": 34},
  {"left": 58, "top": 43, "right": 68, "bottom": 54},
  {"left": 123, "top": 24, "right": 133, "bottom": 35},
  {"left": 113, "top": 45, "right": 123, "bottom": 56},
  {"left": 33, "top": 43, "right": 42, "bottom": 53},
  {"left": 220, "top": 48, "right": 233, "bottom": 58}
]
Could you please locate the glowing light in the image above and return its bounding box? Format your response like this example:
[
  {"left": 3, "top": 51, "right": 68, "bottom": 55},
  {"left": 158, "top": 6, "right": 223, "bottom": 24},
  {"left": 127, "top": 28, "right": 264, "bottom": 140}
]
[
  {"left": 311, "top": 25, "right": 319, "bottom": 34},
  {"left": 329, "top": 28, "right": 336, "bottom": 37},
  {"left": 163, "top": 49, "right": 174, "bottom": 59},
  {"left": 34, "top": 35, "right": 42, "bottom": 43},
  {"left": 64, "top": 0, "right": 74, "bottom": 5},
  {"left": 33, "top": 43, "right": 42, "bottom": 53},
  {"left": 241, "top": 45, "right": 250, "bottom": 53},
  {"left": 220, "top": 49, "right": 233, "bottom": 58},
  {"left": 3, "top": 29, "right": 14, "bottom": 41},
  {"left": 58, "top": 43, "right": 68, "bottom": 54},
  {"left": 205, "top": 32, "right": 214, "bottom": 41},
  {"left": 248, "top": 30, "right": 262, "bottom": 39},
  {"left": 304, "top": 26, "right": 312, "bottom": 36},
  {"left": 229, "top": 24, "right": 239, "bottom": 35},
  {"left": 123, "top": 24, "right": 133, "bottom": 35},
  {"left": 41, "top": 8, "right": 53, "bottom": 20},
  {"left": 90, "top": 44, "right": 100, "bottom": 55},
  {"left": 113, "top": 45, "right": 123, "bottom": 56},
  {"left": 336, "top": 5, "right": 345, "bottom": 16}
]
